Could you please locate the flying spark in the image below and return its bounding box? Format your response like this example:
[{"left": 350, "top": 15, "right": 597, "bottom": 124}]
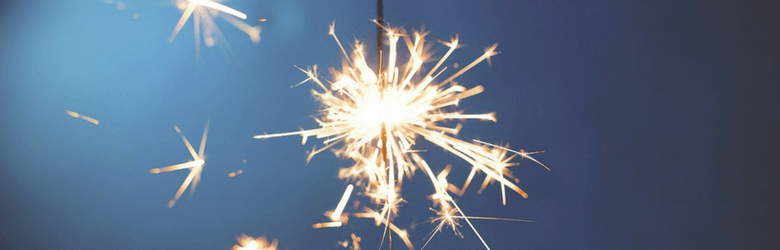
[
  {"left": 150, "top": 121, "right": 210, "bottom": 208},
  {"left": 65, "top": 110, "right": 100, "bottom": 125},
  {"left": 254, "top": 21, "right": 547, "bottom": 249},
  {"left": 228, "top": 169, "right": 244, "bottom": 177}
]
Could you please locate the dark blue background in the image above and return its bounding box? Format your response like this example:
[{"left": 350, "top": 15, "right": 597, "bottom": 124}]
[{"left": 1, "top": 0, "right": 778, "bottom": 249}]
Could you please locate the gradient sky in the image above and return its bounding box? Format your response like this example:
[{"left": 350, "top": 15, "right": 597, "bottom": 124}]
[{"left": 1, "top": 0, "right": 778, "bottom": 249}]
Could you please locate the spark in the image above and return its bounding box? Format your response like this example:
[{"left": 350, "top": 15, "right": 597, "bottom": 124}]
[
  {"left": 254, "top": 22, "right": 547, "bottom": 249},
  {"left": 351, "top": 233, "right": 362, "bottom": 250},
  {"left": 418, "top": 165, "right": 535, "bottom": 250},
  {"left": 312, "top": 221, "right": 343, "bottom": 229},
  {"left": 315, "top": 185, "right": 356, "bottom": 228},
  {"left": 65, "top": 110, "right": 100, "bottom": 125},
  {"left": 228, "top": 169, "right": 243, "bottom": 177},
  {"left": 331, "top": 184, "right": 354, "bottom": 221},
  {"left": 352, "top": 207, "right": 414, "bottom": 250},
  {"left": 473, "top": 139, "right": 550, "bottom": 171},
  {"left": 338, "top": 233, "right": 362, "bottom": 250},
  {"left": 150, "top": 120, "right": 210, "bottom": 208},
  {"left": 168, "top": 0, "right": 261, "bottom": 58},
  {"left": 419, "top": 204, "right": 535, "bottom": 250},
  {"left": 232, "top": 234, "right": 279, "bottom": 250}
]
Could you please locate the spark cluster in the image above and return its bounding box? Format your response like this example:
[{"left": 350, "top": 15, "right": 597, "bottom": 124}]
[{"left": 254, "top": 22, "right": 548, "bottom": 249}]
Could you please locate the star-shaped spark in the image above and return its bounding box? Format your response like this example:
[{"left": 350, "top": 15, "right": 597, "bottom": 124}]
[
  {"left": 254, "top": 21, "right": 548, "bottom": 249},
  {"left": 150, "top": 121, "right": 210, "bottom": 208},
  {"left": 168, "top": 0, "right": 261, "bottom": 58}
]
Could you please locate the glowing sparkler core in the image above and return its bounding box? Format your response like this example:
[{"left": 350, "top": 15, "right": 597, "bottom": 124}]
[
  {"left": 150, "top": 121, "right": 210, "bottom": 208},
  {"left": 254, "top": 22, "right": 547, "bottom": 249}
]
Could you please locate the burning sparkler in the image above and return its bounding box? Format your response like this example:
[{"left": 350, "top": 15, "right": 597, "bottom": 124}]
[
  {"left": 150, "top": 120, "right": 210, "bottom": 208},
  {"left": 168, "top": 0, "right": 261, "bottom": 58},
  {"left": 254, "top": 21, "right": 547, "bottom": 249}
]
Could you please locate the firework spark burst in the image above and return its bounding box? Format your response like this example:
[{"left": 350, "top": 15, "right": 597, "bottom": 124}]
[
  {"left": 254, "top": 21, "right": 547, "bottom": 249},
  {"left": 150, "top": 121, "right": 210, "bottom": 208},
  {"left": 168, "top": 0, "right": 261, "bottom": 58}
]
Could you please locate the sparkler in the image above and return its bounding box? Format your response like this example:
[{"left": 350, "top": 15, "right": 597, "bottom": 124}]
[
  {"left": 150, "top": 121, "right": 210, "bottom": 208},
  {"left": 168, "top": 0, "right": 261, "bottom": 57},
  {"left": 254, "top": 21, "right": 548, "bottom": 249}
]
